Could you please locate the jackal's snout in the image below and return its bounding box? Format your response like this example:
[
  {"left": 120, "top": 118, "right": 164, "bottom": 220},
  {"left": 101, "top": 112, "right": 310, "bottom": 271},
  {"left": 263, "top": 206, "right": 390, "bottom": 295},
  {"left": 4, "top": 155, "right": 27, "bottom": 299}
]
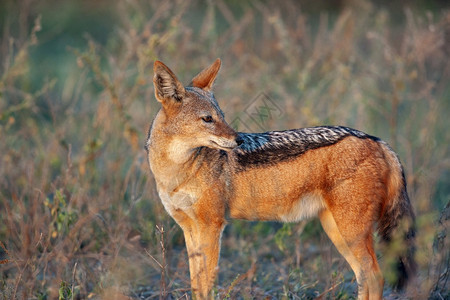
[{"left": 210, "top": 123, "right": 239, "bottom": 151}]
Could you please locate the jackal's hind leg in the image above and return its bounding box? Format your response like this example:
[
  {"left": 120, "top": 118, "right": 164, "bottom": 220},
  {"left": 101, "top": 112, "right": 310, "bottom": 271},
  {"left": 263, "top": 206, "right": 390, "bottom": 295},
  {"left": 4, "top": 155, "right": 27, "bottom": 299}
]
[{"left": 319, "top": 209, "right": 383, "bottom": 300}]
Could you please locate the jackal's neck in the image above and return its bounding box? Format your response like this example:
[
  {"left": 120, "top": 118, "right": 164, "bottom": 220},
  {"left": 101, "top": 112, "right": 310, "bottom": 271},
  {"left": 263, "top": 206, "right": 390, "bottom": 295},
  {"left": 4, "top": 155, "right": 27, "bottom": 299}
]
[
  {"left": 148, "top": 145, "right": 200, "bottom": 193},
  {"left": 147, "top": 111, "right": 201, "bottom": 189}
]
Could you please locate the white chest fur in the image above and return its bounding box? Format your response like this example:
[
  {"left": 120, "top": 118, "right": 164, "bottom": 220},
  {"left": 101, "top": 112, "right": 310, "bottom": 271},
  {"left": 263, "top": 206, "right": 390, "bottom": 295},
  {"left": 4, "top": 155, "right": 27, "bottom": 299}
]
[{"left": 157, "top": 188, "right": 198, "bottom": 218}]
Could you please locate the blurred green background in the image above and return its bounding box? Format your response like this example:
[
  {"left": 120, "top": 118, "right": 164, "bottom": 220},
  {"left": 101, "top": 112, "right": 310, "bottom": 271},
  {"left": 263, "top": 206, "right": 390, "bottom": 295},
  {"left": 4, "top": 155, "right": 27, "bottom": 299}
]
[{"left": 1, "top": 0, "right": 449, "bottom": 299}]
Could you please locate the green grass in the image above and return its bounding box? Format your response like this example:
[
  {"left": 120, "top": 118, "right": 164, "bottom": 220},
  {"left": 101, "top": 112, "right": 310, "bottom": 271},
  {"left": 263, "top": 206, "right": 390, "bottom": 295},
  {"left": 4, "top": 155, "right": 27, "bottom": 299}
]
[{"left": 1, "top": 0, "right": 449, "bottom": 299}]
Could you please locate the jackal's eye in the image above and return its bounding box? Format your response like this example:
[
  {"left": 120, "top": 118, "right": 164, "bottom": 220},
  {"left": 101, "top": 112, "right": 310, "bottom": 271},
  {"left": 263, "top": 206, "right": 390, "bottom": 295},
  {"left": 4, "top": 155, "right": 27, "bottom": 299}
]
[{"left": 202, "top": 115, "right": 213, "bottom": 123}]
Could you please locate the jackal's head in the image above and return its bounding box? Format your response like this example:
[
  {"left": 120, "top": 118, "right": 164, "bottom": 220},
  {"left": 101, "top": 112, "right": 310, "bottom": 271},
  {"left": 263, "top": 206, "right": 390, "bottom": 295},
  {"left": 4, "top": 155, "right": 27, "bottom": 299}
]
[{"left": 151, "top": 59, "right": 239, "bottom": 152}]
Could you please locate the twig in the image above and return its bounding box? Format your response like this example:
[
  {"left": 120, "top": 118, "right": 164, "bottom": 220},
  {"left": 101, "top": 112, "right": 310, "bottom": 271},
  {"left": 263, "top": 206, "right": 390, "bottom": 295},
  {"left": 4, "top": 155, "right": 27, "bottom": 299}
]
[
  {"left": 145, "top": 225, "right": 168, "bottom": 299},
  {"left": 315, "top": 279, "right": 345, "bottom": 299},
  {"left": 222, "top": 262, "right": 256, "bottom": 299},
  {"left": 145, "top": 248, "right": 163, "bottom": 270},
  {"left": 72, "top": 261, "right": 78, "bottom": 298},
  {"left": 156, "top": 225, "right": 167, "bottom": 300},
  {"left": 12, "top": 258, "right": 30, "bottom": 299}
]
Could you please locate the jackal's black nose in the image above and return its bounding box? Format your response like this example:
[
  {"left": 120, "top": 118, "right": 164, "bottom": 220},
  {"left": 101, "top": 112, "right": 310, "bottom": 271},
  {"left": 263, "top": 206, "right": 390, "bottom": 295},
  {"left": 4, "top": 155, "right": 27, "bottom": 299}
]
[{"left": 236, "top": 135, "right": 244, "bottom": 146}]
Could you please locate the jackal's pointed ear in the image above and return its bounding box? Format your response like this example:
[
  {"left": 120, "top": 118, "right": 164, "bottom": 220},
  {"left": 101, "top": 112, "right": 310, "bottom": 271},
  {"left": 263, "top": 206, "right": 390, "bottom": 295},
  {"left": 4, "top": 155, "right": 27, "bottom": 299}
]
[
  {"left": 190, "top": 58, "right": 221, "bottom": 91},
  {"left": 153, "top": 61, "right": 185, "bottom": 103}
]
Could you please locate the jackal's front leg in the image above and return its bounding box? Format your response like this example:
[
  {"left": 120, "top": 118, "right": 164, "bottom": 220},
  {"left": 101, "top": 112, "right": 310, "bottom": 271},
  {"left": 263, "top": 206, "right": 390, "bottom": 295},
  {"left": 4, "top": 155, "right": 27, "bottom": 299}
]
[{"left": 180, "top": 217, "right": 225, "bottom": 299}]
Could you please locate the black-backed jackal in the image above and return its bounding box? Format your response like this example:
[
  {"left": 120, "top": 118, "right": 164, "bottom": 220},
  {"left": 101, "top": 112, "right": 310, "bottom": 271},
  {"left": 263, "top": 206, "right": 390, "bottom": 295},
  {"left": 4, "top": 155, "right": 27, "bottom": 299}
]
[{"left": 145, "top": 59, "right": 416, "bottom": 299}]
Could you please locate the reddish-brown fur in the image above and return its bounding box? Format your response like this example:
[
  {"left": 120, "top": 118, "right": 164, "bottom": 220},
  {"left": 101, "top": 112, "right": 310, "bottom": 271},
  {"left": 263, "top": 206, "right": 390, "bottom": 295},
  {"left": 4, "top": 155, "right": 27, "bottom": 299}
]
[{"left": 146, "top": 59, "right": 415, "bottom": 299}]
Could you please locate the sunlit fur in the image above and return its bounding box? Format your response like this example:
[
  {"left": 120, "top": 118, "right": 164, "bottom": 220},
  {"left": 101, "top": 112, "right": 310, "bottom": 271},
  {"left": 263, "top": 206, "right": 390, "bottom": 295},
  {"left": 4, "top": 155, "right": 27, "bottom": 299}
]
[{"left": 146, "top": 59, "right": 416, "bottom": 300}]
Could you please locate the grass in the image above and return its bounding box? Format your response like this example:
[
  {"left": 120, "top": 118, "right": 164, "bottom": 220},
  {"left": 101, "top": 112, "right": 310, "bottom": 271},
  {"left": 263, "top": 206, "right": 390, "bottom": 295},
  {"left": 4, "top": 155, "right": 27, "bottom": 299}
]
[{"left": 0, "top": 0, "right": 449, "bottom": 299}]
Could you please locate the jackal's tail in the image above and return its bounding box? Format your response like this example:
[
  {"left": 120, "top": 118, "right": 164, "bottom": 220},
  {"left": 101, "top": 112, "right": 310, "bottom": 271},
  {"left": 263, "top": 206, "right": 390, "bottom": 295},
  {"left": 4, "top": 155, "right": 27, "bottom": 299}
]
[{"left": 377, "top": 143, "right": 417, "bottom": 290}]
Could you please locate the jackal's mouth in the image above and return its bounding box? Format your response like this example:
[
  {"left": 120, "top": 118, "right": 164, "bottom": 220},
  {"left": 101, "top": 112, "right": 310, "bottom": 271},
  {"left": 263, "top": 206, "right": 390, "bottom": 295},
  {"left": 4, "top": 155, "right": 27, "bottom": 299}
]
[{"left": 210, "top": 140, "right": 237, "bottom": 151}]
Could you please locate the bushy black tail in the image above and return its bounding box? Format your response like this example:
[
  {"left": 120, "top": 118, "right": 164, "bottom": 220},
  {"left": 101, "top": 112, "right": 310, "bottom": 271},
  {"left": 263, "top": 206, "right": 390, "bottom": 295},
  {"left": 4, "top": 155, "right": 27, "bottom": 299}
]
[{"left": 378, "top": 172, "right": 417, "bottom": 290}]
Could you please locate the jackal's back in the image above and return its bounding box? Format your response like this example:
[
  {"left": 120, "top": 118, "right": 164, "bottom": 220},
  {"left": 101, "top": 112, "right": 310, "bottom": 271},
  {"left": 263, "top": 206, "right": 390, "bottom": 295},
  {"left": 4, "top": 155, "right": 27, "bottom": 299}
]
[{"left": 233, "top": 126, "right": 379, "bottom": 168}]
